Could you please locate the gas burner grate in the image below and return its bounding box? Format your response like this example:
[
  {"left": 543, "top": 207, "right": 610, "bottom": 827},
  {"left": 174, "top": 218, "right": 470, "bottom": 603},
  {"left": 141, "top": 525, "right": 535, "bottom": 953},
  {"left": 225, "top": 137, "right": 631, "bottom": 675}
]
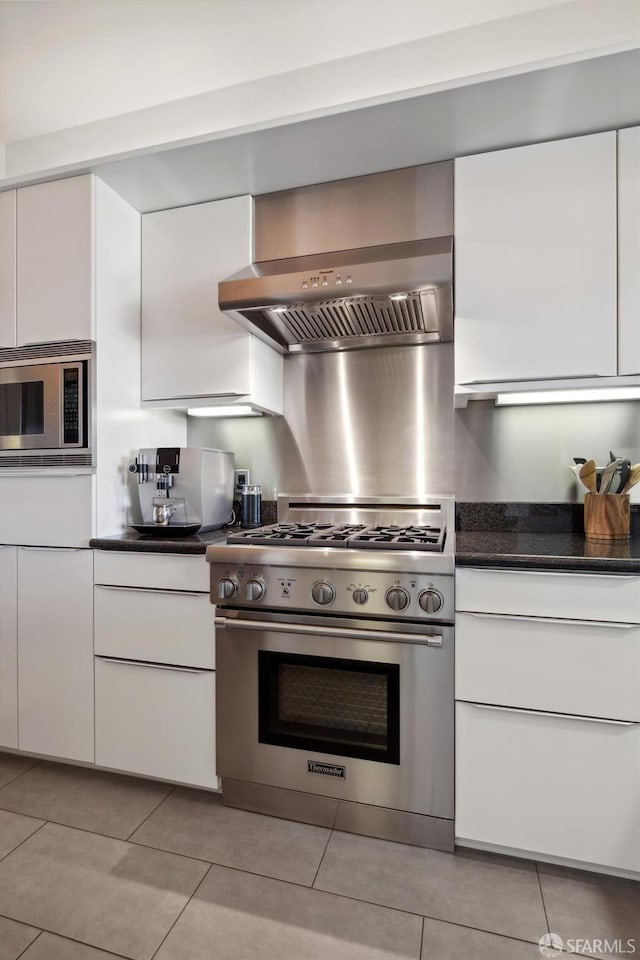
[
  {"left": 349, "top": 525, "right": 445, "bottom": 552},
  {"left": 308, "top": 524, "right": 366, "bottom": 548},
  {"left": 227, "top": 522, "right": 336, "bottom": 546}
]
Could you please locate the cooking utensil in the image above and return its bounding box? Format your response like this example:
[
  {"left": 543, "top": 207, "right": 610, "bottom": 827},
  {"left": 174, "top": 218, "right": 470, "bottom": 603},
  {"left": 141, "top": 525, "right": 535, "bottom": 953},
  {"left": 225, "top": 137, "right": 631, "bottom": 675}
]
[
  {"left": 617, "top": 459, "right": 631, "bottom": 495},
  {"left": 578, "top": 459, "right": 597, "bottom": 493},
  {"left": 622, "top": 463, "right": 640, "bottom": 494},
  {"left": 599, "top": 458, "right": 623, "bottom": 495}
]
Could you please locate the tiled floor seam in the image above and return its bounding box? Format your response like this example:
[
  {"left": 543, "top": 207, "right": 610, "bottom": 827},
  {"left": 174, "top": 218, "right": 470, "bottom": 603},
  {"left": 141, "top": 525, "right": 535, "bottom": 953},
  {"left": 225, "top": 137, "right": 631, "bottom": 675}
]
[
  {"left": 310, "top": 829, "right": 333, "bottom": 887},
  {"left": 0, "top": 819, "right": 46, "bottom": 865},
  {"left": 0, "top": 919, "right": 133, "bottom": 960},
  {"left": 535, "top": 862, "right": 552, "bottom": 935},
  {"left": 418, "top": 916, "right": 425, "bottom": 959},
  {"left": 0, "top": 760, "right": 41, "bottom": 792},
  {"left": 149, "top": 862, "right": 214, "bottom": 960},
  {"left": 125, "top": 785, "right": 177, "bottom": 841},
  {"left": 13, "top": 929, "right": 43, "bottom": 960}
]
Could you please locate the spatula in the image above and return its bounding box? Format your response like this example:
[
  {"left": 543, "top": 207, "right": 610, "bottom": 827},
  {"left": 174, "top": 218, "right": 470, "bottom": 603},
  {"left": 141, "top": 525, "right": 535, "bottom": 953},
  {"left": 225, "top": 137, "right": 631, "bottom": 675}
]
[
  {"left": 621, "top": 463, "right": 640, "bottom": 494},
  {"left": 599, "top": 458, "right": 623, "bottom": 494},
  {"left": 578, "top": 459, "right": 597, "bottom": 493}
]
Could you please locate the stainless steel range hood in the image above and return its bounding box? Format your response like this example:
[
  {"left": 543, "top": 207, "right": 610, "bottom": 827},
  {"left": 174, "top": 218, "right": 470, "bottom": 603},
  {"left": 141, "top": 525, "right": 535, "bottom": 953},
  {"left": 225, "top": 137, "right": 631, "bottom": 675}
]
[{"left": 219, "top": 163, "right": 454, "bottom": 355}]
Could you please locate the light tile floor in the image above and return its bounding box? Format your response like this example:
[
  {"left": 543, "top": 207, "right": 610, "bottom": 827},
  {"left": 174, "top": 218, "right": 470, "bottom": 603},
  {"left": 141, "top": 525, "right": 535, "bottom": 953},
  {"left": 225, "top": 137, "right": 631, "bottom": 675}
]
[{"left": 0, "top": 752, "right": 637, "bottom": 960}]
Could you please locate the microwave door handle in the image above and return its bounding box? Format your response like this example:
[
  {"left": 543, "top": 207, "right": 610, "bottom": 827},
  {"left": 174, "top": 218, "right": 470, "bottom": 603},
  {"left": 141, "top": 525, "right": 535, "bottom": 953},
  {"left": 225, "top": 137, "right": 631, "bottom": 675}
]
[{"left": 214, "top": 615, "right": 443, "bottom": 647}]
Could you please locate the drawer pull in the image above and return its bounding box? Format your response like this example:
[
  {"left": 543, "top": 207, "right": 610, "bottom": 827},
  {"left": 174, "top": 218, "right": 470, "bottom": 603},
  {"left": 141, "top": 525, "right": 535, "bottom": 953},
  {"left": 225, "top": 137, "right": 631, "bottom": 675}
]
[
  {"left": 466, "top": 612, "right": 638, "bottom": 629},
  {"left": 469, "top": 702, "right": 636, "bottom": 726},
  {"left": 473, "top": 569, "right": 637, "bottom": 580},
  {"left": 19, "top": 546, "right": 83, "bottom": 553},
  {"left": 95, "top": 584, "right": 206, "bottom": 598},
  {"left": 96, "top": 656, "right": 210, "bottom": 675}
]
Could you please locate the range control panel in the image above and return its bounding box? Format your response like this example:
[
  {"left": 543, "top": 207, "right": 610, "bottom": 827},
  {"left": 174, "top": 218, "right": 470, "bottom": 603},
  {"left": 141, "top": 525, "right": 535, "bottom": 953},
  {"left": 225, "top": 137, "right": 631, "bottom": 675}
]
[{"left": 211, "top": 564, "right": 453, "bottom": 622}]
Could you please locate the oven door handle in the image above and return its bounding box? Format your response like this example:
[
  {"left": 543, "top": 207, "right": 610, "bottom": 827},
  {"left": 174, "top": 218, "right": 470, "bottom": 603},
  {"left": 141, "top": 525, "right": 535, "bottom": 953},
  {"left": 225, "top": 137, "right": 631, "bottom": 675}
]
[{"left": 214, "top": 615, "right": 443, "bottom": 647}]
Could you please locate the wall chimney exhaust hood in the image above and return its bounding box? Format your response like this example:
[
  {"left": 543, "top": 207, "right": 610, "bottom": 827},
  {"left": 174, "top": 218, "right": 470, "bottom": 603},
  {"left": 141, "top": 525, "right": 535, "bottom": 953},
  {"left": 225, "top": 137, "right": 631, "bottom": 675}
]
[{"left": 218, "top": 163, "right": 454, "bottom": 354}]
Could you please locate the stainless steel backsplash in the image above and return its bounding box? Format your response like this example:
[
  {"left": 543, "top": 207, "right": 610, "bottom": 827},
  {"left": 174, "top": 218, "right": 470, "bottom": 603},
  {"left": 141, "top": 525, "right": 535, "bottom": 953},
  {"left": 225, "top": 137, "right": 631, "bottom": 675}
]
[{"left": 188, "top": 342, "right": 640, "bottom": 503}]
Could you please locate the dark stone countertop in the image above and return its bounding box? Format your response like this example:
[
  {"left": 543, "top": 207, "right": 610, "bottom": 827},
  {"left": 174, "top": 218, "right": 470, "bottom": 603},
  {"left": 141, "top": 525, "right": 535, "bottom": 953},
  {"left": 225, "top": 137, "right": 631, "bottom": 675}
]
[
  {"left": 90, "top": 530, "right": 229, "bottom": 555},
  {"left": 456, "top": 531, "right": 640, "bottom": 573},
  {"left": 455, "top": 501, "right": 640, "bottom": 572}
]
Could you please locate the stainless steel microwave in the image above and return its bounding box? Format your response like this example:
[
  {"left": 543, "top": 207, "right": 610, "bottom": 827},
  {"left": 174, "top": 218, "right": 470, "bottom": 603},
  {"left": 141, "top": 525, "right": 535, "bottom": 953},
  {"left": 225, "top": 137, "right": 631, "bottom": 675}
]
[{"left": 0, "top": 342, "right": 93, "bottom": 467}]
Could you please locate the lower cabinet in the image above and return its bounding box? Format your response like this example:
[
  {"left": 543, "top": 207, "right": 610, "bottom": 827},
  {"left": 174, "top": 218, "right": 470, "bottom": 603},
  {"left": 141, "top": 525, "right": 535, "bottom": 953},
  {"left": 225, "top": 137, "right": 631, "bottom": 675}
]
[
  {"left": 93, "top": 551, "right": 217, "bottom": 789},
  {"left": 17, "top": 547, "right": 94, "bottom": 762},
  {"left": 456, "top": 701, "right": 640, "bottom": 873},
  {"left": 95, "top": 657, "right": 216, "bottom": 788},
  {"left": 0, "top": 546, "right": 18, "bottom": 749}
]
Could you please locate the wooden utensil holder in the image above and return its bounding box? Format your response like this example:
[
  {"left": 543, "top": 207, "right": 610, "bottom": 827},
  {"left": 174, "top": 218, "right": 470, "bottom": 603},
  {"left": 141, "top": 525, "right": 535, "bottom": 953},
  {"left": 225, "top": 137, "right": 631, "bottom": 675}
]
[{"left": 584, "top": 494, "right": 630, "bottom": 540}]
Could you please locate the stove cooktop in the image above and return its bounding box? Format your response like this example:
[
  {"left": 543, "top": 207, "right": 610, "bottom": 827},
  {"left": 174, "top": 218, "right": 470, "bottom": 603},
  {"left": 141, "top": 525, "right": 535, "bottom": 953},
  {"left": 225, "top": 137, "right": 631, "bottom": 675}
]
[{"left": 227, "top": 521, "right": 446, "bottom": 552}]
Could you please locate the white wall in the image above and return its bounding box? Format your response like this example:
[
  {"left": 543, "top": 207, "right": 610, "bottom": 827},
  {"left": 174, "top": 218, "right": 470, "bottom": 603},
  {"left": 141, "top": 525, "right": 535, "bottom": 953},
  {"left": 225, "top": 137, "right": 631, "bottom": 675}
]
[{"left": 2, "top": 0, "right": 639, "bottom": 179}]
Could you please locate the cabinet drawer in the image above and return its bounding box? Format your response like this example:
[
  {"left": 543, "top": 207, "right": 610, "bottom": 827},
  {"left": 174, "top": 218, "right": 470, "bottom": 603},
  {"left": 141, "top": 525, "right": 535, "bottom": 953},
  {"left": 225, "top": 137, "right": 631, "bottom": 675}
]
[
  {"left": 456, "top": 567, "right": 640, "bottom": 623},
  {"left": 95, "top": 656, "right": 217, "bottom": 788},
  {"left": 94, "top": 550, "right": 209, "bottom": 592},
  {"left": 94, "top": 585, "right": 214, "bottom": 668},
  {"left": 0, "top": 475, "right": 94, "bottom": 547},
  {"left": 456, "top": 703, "right": 640, "bottom": 871},
  {"left": 456, "top": 701, "right": 640, "bottom": 873},
  {"left": 456, "top": 612, "right": 640, "bottom": 721}
]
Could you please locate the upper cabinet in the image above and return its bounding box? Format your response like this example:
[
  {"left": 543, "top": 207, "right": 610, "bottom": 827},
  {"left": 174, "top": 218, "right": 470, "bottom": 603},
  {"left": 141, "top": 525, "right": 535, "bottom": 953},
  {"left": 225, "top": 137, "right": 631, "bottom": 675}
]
[
  {"left": 0, "top": 191, "right": 16, "bottom": 349},
  {"left": 618, "top": 126, "right": 640, "bottom": 377},
  {"left": 455, "top": 132, "right": 617, "bottom": 387},
  {"left": 141, "top": 196, "right": 283, "bottom": 414},
  {"left": 17, "top": 176, "right": 94, "bottom": 345}
]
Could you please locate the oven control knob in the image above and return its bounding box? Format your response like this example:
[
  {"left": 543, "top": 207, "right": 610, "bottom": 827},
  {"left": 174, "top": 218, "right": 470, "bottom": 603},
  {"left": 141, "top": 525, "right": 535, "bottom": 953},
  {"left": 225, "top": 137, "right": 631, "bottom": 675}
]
[
  {"left": 419, "top": 588, "right": 443, "bottom": 614},
  {"left": 245, "top": 578, "right": 266, "bottom": 601},
  {"left": 385, "top": 586, "right": 410, "bottom": 611},
  {"left": 311, "top": 580, "right": 335, "bottom": 606},
  {"left": 216, "top": 577, "right": 239, "bottom": 601},
  {"left": 352, "top": 587, "right": 368, "bottom": 605}
]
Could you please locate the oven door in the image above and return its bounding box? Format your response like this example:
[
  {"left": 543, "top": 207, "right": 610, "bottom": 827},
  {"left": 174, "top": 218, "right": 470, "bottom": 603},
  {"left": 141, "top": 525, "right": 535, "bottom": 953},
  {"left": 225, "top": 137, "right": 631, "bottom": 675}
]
[
  {"left": 0, "top": 363, "right": 62, "bottom": 450},
  {"left": 215, "top": 611, "right": 454, "bottom": 819}
]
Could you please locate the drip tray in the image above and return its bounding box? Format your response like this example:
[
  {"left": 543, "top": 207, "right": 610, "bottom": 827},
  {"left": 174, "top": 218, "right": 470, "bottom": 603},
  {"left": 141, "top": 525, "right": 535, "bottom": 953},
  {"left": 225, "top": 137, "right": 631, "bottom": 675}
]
[{"left": 131, "top": 523, "right": 202, "bottom": 537}]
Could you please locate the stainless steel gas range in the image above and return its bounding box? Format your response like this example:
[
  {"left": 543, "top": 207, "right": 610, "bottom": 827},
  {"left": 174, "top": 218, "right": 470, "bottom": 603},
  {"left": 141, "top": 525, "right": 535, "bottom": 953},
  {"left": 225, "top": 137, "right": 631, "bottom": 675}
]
[{"left": 206, "top": 495, "right": 455, "bottom": 850}]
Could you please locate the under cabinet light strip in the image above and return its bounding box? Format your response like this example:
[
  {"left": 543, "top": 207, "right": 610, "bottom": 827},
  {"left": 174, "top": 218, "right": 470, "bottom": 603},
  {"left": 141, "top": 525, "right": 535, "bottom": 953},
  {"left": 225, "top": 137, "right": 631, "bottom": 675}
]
[
  {"left": 496, "top": 387, "right": 640, "bottom": 406},
  {"left": 187, "top": 405, "right": 262, "bottom": 417}
]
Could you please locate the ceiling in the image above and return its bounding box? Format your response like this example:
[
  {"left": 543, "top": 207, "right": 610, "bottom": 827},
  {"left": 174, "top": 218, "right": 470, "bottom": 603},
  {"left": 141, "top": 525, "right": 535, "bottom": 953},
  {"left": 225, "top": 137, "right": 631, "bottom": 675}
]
[{"left": 0, "top": 0, "right": 567, "bottom": 143}]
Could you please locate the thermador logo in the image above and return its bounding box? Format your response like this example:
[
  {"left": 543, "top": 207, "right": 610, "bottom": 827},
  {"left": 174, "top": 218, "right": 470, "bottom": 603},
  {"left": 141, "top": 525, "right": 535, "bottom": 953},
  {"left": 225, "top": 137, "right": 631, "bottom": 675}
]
[{"left": 307, "top": 760, "right": 346, "bottom": 780}]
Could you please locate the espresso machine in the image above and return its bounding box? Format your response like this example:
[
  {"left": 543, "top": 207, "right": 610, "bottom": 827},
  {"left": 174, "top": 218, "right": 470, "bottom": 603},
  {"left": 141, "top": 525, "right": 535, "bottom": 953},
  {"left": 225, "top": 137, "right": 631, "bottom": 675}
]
[{"left": 128, "top": 447, "right": 234, "bottom": 534}]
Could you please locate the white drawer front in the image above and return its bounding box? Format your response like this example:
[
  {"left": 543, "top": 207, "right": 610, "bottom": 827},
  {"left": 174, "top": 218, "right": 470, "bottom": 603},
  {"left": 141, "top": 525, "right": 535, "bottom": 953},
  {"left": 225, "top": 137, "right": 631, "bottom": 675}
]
[
  {"left": 95, "top": 656, "right": 217, "bottom": 788},
  {"left": 456, "top": 567, "right": 640, "bottom": 623},
  {"left": 94, "top": 550, "right": 209, "bottom": 592},
  {"left": 456, "top": 612, "right": 640, "bottom": 721},
  {"left": 456, "top": 701, "right": 640, "bottom": 873},
  {"left": 94, "top": 585, "right": 214, "bottom": 668},
  {"left": 0, "top": 475, "right": 94, "bottom": 547}
]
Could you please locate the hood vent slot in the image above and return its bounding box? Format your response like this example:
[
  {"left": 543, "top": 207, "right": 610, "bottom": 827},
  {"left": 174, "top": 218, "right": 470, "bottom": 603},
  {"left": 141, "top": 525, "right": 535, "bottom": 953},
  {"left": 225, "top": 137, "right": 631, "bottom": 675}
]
[{"left": 271, "top": 290, "right": 440, "bottom": 349}]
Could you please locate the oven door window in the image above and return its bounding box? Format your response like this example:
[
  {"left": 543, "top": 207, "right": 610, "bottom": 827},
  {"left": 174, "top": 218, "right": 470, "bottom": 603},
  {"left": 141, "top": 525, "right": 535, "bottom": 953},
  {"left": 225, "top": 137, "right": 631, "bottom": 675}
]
[
  {"left": 258, "top": 651, "right": 400, "bottom": 764},
  {"left": 0, "top": 381, "right": 45, "bottom": 437}
]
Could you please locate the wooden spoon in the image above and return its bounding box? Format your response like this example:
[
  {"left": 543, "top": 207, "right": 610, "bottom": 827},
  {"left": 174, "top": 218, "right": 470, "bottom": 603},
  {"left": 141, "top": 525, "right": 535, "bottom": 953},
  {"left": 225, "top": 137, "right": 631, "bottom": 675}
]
[
  {"left": 578, "top": 459, "right": 597, "bottom": 493},
  {"left": 621, "top": 463, "right": 640, "bottom": 494}
]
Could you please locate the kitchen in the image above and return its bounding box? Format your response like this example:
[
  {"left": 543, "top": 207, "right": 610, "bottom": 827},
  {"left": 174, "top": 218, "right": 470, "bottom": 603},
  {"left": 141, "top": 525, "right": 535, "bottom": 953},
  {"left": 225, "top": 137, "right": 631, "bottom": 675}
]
[{"left": 0, "top": 2, "right": 639, "bottom": 959}]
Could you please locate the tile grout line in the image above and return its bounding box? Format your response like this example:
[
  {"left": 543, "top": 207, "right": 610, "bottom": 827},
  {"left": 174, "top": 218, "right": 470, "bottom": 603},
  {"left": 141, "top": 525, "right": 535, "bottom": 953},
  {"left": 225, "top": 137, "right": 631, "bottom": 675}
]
[
  {"left": 125, "top": 785, "right": 176, "bottom": 841},
  {"left": 419, "top": 915, "right": 425, "bottom": 959},
  {"left": 149, "top": 862, "right": 214, "bottom": 960},
  {"left": 536, "top": 862, "right": 552, "bottom": 935},
  {"left": 0, "top": 819, "right": 46, "bottom": 866},
  {"left": 0, "top": 913, "right": 133, "bottom": 960},
  {"left": 0, "top": 759, "right": 41, "bottom": 793},
  {"left": 310, "top": 828, "right": 333, "bottom": 888}
]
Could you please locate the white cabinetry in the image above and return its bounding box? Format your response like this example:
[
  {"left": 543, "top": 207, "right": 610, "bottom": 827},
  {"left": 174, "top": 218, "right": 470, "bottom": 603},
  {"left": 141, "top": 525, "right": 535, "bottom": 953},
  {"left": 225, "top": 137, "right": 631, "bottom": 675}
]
[
  {"left": 141, "top": 196, "right": 283, "bottom": 414},
  {"left": 0, "top": 474, "right": 94, "bottom": 547},
  {"left": 0, "top": 190, "right": 16, "bottom": 349},
  {"left": 618, "top": 125, "right": 640, "bottom": 376},
  {"left": 93, "top": 551, "right": 217, "bottom": 788},
  {"left": 455, "top": 132, "right": 617, "bottom": 388},
  {"left": 17, "top": 176, "right": 94, "bottom": 345},
  {"left": 455, "top": 566, "right": 640, "bottom": 875},
  {"left": 0, "top": 546, "right": 18, "bottom": 748},
  {"left": 17, "top": 547, "right": 94, "bottom": 762}
]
